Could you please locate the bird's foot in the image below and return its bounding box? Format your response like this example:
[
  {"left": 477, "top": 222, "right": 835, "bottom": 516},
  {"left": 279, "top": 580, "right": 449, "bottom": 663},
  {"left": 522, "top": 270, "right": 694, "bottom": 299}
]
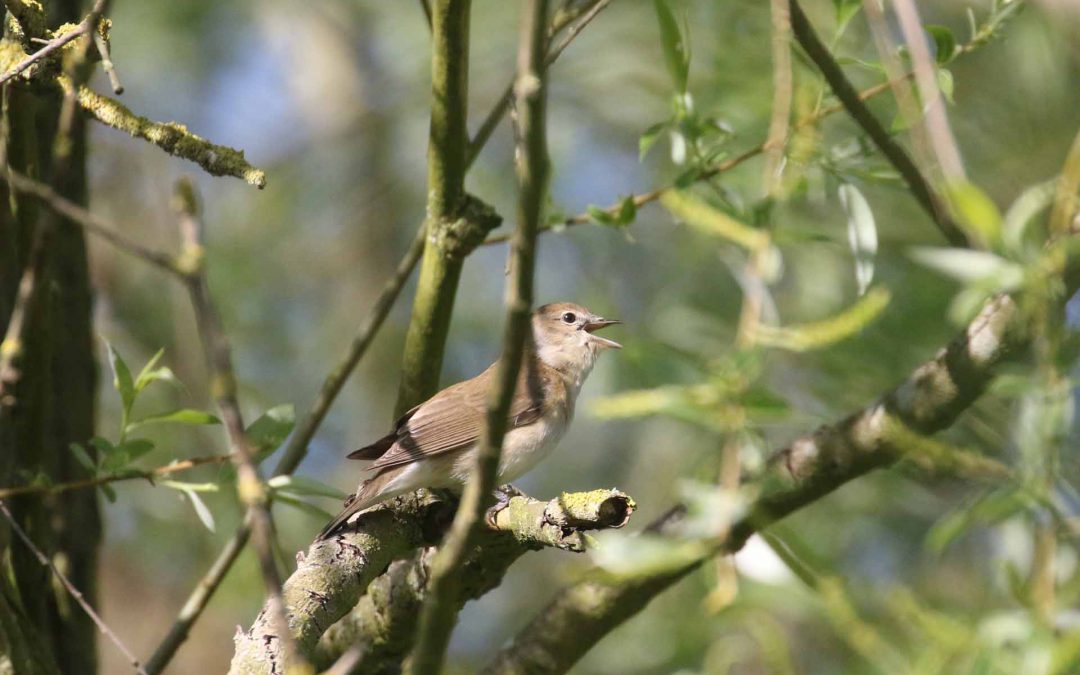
[{"left": 486, "top": 484, "right": 524, "bottom": 528}]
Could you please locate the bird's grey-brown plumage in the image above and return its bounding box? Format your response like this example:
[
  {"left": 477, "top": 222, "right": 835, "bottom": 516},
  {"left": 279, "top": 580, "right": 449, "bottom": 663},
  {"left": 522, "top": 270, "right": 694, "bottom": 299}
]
[{"left": 318, "top": 302, "right": 620, "bottom": 540}]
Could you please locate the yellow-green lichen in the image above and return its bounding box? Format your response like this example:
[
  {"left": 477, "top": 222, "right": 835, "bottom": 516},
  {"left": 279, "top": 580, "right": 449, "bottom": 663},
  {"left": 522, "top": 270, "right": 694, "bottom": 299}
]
[{"left": 62, "top": 77, "right": 267, "bottom": 188}]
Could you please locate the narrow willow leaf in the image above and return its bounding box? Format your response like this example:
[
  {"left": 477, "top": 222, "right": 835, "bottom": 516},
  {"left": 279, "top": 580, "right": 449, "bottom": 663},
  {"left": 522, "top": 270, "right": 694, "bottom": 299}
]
[
  {"left": 590, "top": 531, "right": 709, "bottom": 578},
  {"left": 134, "top": 348, "right": 166, "bottom": 393},
  {"left": 937, "top": 68, "right": 955, "bottom": 105},
  {"left": 925, "top": 25, "right": 957, "bottom": 64},
  {"left": 268, "top": 475, "right": 347, "bottom": 500},
  {"left": 833, "top": 0, "right": 862, "bottom": 38},
  {"left": 839, "top": 184, "right": 877, "bottom": 295},
  {"left": 639, "top": 121, "right": 668, "bottom": 161},
  {"left": 127, "top": 408, "right": 221, "bottom": 433},
  {"left": 181, "top": 488, "right": 215, "bottom": 532},
  {"left": 755, "top": 287, "right": 891, "bottom": 352},
  {"left": 661, "top": 190, "right": 768, "bottom": 252},
  {"left": 69, "top": 443, "right": 97, "bottom": 473},
  {"left": 944, "top": 181, "right": 1003, "bottom": 248},
  {"left": 274, "top": 493, "right": 336, "bottom": 520},
  {"left": 909, "top": 247, "right": 1022, "bottom": 286},
  {"left": 653, "top": 0, "right": 689, "bottom": 93},
  {"left": 1003, "top": 179, "right": 1056, "bottom": 254},
  {"left": 247, "top": 404, "right": 296, "bottom": 459},
  {"left": 117, "top": 438, "right": 155, "bottom": 463},
  {"left": 105, "top": 341, "right": 135, "bottom": 413}
]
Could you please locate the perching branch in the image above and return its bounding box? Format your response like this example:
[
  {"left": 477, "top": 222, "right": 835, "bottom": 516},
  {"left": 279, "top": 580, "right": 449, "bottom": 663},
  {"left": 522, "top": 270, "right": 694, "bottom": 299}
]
[
  {"left": 144, "top": 225, "right": 427, "bottom": 673},
  {"left": 482, "top": 294, "right": 1024, "bottom": 674},
  {"left": 314, "top": 490, "right": 635, "bottom": 672},
  {"left": 409, "top": 2, "right": 550, "bottom": 671},
  {"left": 788, "top": 0, "right": 967, "bottom": 247},
  {"left": 228, "top": 488, "right": 634, "bottom": 673}
]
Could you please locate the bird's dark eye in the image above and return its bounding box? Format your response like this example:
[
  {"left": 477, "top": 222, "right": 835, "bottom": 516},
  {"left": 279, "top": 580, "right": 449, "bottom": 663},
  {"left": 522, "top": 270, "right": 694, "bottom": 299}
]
[{"left": 561, "top": 312, "right": 576, "bottom": 324}]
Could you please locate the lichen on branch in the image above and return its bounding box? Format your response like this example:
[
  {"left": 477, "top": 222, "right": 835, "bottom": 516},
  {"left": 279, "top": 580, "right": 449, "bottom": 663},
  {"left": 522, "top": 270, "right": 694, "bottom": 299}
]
[
  {"left": 53, "top": 78, "right": 267, "bottom": 188},
  {"left": 228, "top": 487, "right": 635, "bottom": 674}
]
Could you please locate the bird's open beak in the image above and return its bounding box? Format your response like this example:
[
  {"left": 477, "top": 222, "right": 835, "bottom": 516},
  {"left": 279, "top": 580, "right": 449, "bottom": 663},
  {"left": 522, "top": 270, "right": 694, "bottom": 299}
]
[{"left": 583, "top": 318, "right": 622, "bottom": 349}]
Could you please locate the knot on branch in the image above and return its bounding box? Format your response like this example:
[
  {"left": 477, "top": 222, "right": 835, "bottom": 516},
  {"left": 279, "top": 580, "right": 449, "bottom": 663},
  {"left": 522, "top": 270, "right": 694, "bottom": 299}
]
[
  {"left": 488, "top": 488, "right": 636, "bottom": 552},
  {"left": 430, "top": 193, "right": 502, "bottom": 260}
]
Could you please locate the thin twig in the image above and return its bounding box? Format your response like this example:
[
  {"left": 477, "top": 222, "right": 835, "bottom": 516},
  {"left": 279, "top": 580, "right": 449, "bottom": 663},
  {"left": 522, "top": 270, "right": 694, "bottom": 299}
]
[
  {"left": 789, "top": 0, "right": 968, "bottom": 246},
  {"left": 0, "top": 499, "right": 149, "bottom": 674},
  {"left": 0, "top": 170, "right": 181, "bottom": 274},
  {"left": 481, "top": 74, "right": 912, "bottom": 247},
  {"left": 465, "top": 0, "right": 610, "bottom": 168},
  {"left": 0, "top": 453, "right": 230, "bottom": 499},
  {"left": 92, "top": 30, "right": 124, "bottom": 95},
  {"left": 171, "top": 179, "right": 305, "bottom": 671},
  {"left": 0, "top": 0, "right": 108, "bottom": 86},
  {"left": 409, "top": 2, "right": 549, "bottom": 673}
]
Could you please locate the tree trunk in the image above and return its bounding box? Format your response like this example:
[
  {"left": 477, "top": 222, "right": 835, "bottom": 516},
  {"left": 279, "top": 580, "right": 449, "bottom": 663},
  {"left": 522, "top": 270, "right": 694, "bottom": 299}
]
[{"left": 0, "top": 1, "right": 99, "bottom": 672}]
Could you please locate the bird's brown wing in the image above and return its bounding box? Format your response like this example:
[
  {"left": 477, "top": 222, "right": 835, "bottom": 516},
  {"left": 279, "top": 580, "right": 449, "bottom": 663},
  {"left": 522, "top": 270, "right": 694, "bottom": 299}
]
[
  {"left": 346, "top": 402, "right": 422, "bottom": 460},
  {"left": 360, "top": 362, "right": 549, "bottom": 472}
]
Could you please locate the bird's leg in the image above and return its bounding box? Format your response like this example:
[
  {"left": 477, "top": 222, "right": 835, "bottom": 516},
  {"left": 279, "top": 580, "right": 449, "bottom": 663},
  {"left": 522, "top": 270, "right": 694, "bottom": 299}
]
[{"left": 485, "top": 483, "right": 524, "bottom": 528}]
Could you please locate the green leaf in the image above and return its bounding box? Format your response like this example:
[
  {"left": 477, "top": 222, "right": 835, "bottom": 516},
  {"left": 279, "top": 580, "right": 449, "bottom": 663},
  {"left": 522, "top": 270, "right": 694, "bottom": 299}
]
[
  {"left": 653, "top": 0, "right": 689, "bottom": 93},
  {"left": 909, "top": 247, "right": 1023, "bottom": 287},
  {"left": 127, "top": 408, "right": 221, "bottom": 433},
  {"left": 925, "top": 25, "right": 957, "bottom": 64},
  {"left": 100, "top": 483, "right": 117, "bottom": 503},
  {"left": 586, "top": 205, "right": 617, "bottom": 226},
  {"left": 89, "top": 436, "right": 117, "bottom": 457},
  {"left": 180, "top": 488, "right": 215, "bottom": 532},
  {"left": 1003, "top": 179, "right": 1056, "bottom": 254},
  {"left": 105, "top": 341, "right": 135, "bottom": 413},
  {"left": 591, "top": 531, "right": 709, "bottom": 578},
  {"left": 614, "top": 196, "right": 637, "bottom": 226},
  {"left": 833, "top": 0, "right": 862, "bottom": 37},
  {"left": 274, "top": 493, "right": 337, "bottom": 520},
  {"left": 755, "top": 287, "right": 892, "bottom": 352},
  {"left": 134, "top": 348, "right": 169, "bottom": 393},
  {"left": 69, "top": 443, "right": 97, "bottom": 473},
  {"left": 639, "top": 121, "right": 668, "bottom": 161},
  {"left": 267, "top": 474, "right": 347, "bottom": 500},
  {"left": 246, "top": 404, "right": 296, "bottom": 460},
  {"left": 116, "top": 438, "right": 155, "bottom": 463},
  {"left": 944, "top": 181, "right": 1003, "bottom": 248},
  {"left": 936, "top": 68, "right": 955, "bottom": 105},
  {"left": 839, "top": 183, "right": 877, "bottom": 296}
]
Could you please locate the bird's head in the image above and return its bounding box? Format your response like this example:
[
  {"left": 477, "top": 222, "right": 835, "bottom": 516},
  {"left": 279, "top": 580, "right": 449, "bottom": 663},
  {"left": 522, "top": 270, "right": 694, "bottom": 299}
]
[{"left": 531, "top": 302, "right": 621, "bottom": 377}]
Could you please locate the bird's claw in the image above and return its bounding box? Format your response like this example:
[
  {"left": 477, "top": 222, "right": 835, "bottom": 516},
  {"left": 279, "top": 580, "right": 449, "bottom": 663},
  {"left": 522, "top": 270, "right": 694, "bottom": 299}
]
[{"left": 486, "top": 484, "right": 523, "bottom": 529}]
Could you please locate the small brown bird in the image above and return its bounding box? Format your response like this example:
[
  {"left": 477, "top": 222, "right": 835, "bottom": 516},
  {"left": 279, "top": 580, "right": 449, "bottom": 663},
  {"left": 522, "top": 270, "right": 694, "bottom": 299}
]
[{"left": 318, "top": 302, "right": 621, "bottom": 539}]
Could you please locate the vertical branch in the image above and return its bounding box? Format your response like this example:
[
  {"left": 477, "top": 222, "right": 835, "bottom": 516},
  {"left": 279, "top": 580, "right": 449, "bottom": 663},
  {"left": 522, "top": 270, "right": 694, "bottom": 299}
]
[
  {"left": 171, "top": 180, "right": 305, "bottom": 671},
  {"left": 762, "top": 0, "right": 792, "bottom": 196},
  {"left": 396, "top": 0, "right": 475, "bottom": 416},
  {"left": 409, "top": 1, "right": 549, "bottom": 672}
]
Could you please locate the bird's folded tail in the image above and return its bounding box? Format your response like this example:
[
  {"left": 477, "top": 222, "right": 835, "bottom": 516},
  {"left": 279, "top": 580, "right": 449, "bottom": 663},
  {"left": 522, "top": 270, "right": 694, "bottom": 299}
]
[{"left": 315, "top": 470, "right": 395, "bottom": 540}]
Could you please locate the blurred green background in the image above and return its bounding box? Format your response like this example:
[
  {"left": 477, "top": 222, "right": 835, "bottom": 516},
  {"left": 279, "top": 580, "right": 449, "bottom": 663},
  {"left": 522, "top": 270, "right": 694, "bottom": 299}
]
[{"left": 81, "top": 0, "right": 1080, "bottom": 672}]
